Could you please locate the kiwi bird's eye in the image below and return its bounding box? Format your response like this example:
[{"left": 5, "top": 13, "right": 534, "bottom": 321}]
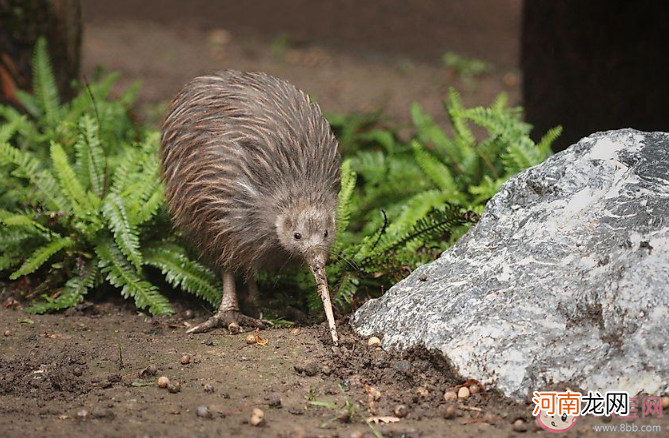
[
  {"left": 324, "top": 230, "right": 328, "bottom": 237},
  {"left": 293, "top": 232, "right": 302, "bottom": 240},
  {"left": 561, "top": 414, "right": 567, "bottom": 422}
]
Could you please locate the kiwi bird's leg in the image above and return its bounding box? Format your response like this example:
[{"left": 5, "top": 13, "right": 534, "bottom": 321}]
[
  {"left": 186, "top": 270, "right": 265, "bottom": 334},
  {"left": 308, "top": 257, "right": 339, "bottom": 346},
  {"left": 244, "top": 276, "right": 262, "bottom": 318}
]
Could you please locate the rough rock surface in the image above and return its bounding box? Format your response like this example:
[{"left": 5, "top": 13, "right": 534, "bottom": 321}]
[{"left": 352, "top": 129, "right": 669, "bottom": 400}]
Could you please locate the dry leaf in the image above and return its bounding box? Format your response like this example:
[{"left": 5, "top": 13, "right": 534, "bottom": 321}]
[{"left": 254, "top": 328, "right": 268, "bottom": 346}]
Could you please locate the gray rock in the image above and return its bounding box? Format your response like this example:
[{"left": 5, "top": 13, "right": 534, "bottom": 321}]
[{"left": 352, "top": 129, "right": 669, "bottom": 400}]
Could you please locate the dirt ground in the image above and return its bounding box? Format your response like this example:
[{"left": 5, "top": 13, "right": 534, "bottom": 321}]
[{"left": 0, "top": 302, "right": 666, "bottom": 438}]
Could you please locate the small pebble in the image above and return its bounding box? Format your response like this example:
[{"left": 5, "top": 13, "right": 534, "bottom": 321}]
[
  {"left": 320, "top": 365, "right": 332, "bottom": 376},
  {"left": 76, "top": 409, "right": 89, "bottom": 420},
  {"left": 168, "top": 381, "right": 181, "bottom": 393},
  {"left": 350, "top": 431, "right": 365, "bottom": 438},
  {"left": 663, "top": 396, "right": 669, "bottom": 410},
  {"left": 203, "top": 338, "right": 215, "bottom": 346},
  {"left": 157, "top": 376, "right": 170, "bottom": 388},
  {"left": 290, "top": 328, "right": 301, "bottom": 335},
  {"left": 367, "top": 336, "right": 381, "bottom": 347},
  {"left": 268, "top": 394, "right": 282, "bottom": 408},
  {"left": 184, "top": 309, "right": 194, "bottom": 319},
  {"left": 249, "top": 407, "right": 264, "bottom": 426},
  {"left": 228, "top": 322, "right": 240, "bottom": 334},
  {"left": 513, "top": 419, "right": 527, "bottom": 432},
  {"left": 72, "top": 367, "right": 83, "bottom": 377},
  {"left": 458, "top": 387, "right": 470, "bottom": 400},
  {"left": 469, "top": 384, "right": 481, "bottom": 394},
  {"left": 3, "top": 329, "right": 10, "bottom": 337},
  {"left": 443, "top": 391, "right": 458, "bottom": 403},
  {"left": 416, "top": 387, "right": 429, "bottom": 398},
  {"left": 203, "top": 383, "right": 215, "bottom": 393},
  {"left": 394, "top": 404, "right": 408, "bottom": 418},
  {"left": 180, "top": 355, "right": 191, "bottom": 365},
  {"left": 246, "top": 334, "right": 257, "bottom": 344},
  {"left": 196, "top": 406, "right": 212, "bottom": 419},
  {"left": 442, "top": 405, "right": 457, "bottom": 419},
  {"left": 602, "top": 416, "right": 612, "bottom": 423},
  {"left": 418, "top": 273, "right": 428, "bottom": 281}
]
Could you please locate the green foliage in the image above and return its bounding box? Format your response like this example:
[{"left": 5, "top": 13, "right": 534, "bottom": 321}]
[
  {"left": 0, "top": 38, "right": 219, "bottom": 314},
  {"left": 300, "top": 87, "right": 560, "bottom": 311},
  {"left": 0, "top": 38, "right": 559, "bottom": 318}
]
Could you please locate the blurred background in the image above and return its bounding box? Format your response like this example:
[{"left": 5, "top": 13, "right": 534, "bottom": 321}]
[{"left": 2, "top": 0, "right": 668, "bottom": 149}]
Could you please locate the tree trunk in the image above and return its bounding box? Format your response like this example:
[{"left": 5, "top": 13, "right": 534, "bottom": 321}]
[
  {"left": 0, "top": 0, "right": 82, "bottom": 107},
  {"left": 521, "top": 0, "right": 669, "bottom": 151}
]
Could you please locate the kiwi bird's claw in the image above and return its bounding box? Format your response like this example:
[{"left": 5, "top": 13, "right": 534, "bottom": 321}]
[{"left": 186, "top": 310, "right": 266, "bottom": 334}]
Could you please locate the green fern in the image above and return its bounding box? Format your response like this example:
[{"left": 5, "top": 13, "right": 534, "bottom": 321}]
[
  {"left": 10, "top": 237, "right": 74, "bottom": 279},
  {"left": 102, "top": 194, "right": 142, "bottom": 270},
  {"left": 96, "top": 240, "right": 173, "bottom": 315},
  {"left": 144, "top": 243, "right": 221, "bottom": 307},
  {"left": 27, "top": 262, "right": 99, "bottom": 313},
  {"left": 31, "top": 38, "right": 61, "bottom": 126}
]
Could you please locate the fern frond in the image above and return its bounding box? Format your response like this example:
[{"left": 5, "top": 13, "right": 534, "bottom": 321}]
[
  {"left": 536, "top": 126, "right": 562, "bottom": 155},
  {"left": 78, "top": 115, "right": 107, "bottom": 197},
  {"left": 0, "top": 142, "right": 70, "bottom": 212},
  {"left": 411, "top": 141, "right": 463, "bottom": 203},
  {"left": 102, "top": 194, "right": 142, "bottom": 269},
  {"left": 15, "top": 90, "right": 41, "bottom": 118},
  {"left": 10, "top": 236, "right": 73, "bottom": 279},
  {"left": 96, "top": 240, "right": 173, "bottom": 315},
  {"left": 333, "top": 273, "right": 359, "bottom": 308},
  {"left": 32, "top": 38, "right": 61, "bottom": 125},
  {"left": 144, "top": 243, "right": 220, "bottom": 307},
  {"left": 387, "top": 189, "right": 449, "bottom": 234},
  {"left": 333, "top": 159, "right": 356, "bottom": 251},
  {"left": 445, "top": 88, "right": 476, "bottom": 147},
  {"left": 501, "top": 140, "right": 543, "bottom": 175},
  {"left": 26, "top": 262, "right": 99, "bottom": 314},
  {"left": 50, "top": 141, "right": 95, "bottom": 215}
]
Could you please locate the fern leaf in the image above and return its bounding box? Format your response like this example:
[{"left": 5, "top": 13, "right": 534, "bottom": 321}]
[
  {"left": 135, "top": 183, "right": 164, "bottom": 225},
  {"left": 32, "top": 38, "right": 61, "bottom": 126},
  {"left": 78, "top": 115, "right": 107, "bottom": 197},
  {"left": 445, "top": 88, "right": 476, "bottom": 147},
  {"left": 144, "top": 243, "right": 221, "bottom": 307},
  {"left": 102, "top": 194, "right": 142, "bottom": 269},
  {"left": 15, "top": 90, "right": 41, "bottom": 118},
  {"left": 96, "top": 240, "right": 173, "bottom": 315},
  {"left": 333, "top": 159, "right": 356, "bottom": 252},
  {"left": 10, "top": 237, "right": 73, "bottom": 279},
  {"left": 501, "top": 139, "right": 543, "bottom": 175},
  {"left": 536, "top": 126, "right": 562, "bottom": 155},
  {"left": 411, "top": 141, "right": 463, "bottom": 203},
  {"left": 26, "top": 262, "right": 99, "bottom": 314},
  {"left": 0, "top": 142, "right": 70, "bottom": 212},
  {"left": 333, "top": 273, "right": 359, "bottom": 308},
  {"left": 50, "top": 141, "right": 95, "bottom": 215},
  {"left": 387, "top": 189, "right": 448, "bottom": 234}
]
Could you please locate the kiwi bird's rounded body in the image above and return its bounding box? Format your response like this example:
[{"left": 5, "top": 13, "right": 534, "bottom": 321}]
[{"left": 160, "top": 71, "right": 340, "bottom": 275}]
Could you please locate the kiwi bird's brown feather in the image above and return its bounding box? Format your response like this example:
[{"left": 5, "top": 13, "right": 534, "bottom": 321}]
[{"left": 160, "top": 71, "right": 340, "bottom": 274}]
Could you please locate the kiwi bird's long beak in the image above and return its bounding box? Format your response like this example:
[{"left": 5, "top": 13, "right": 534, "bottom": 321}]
[{"left": 308, "top": 252, "right": 339, "bottom": 346}]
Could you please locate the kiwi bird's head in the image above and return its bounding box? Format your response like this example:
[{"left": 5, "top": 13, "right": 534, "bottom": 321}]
[{"left": 274, "top": 204, "right": 336, "bottom": 269}]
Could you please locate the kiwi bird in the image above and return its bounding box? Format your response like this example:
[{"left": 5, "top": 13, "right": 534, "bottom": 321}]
[{"left": 160, "top": 70, "right": 340, "bottom": 344}]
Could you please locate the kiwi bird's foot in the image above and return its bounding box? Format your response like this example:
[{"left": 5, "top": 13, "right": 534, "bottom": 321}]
[{"left": 186, "top": 310, "right": 266, "bottom": 334}]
